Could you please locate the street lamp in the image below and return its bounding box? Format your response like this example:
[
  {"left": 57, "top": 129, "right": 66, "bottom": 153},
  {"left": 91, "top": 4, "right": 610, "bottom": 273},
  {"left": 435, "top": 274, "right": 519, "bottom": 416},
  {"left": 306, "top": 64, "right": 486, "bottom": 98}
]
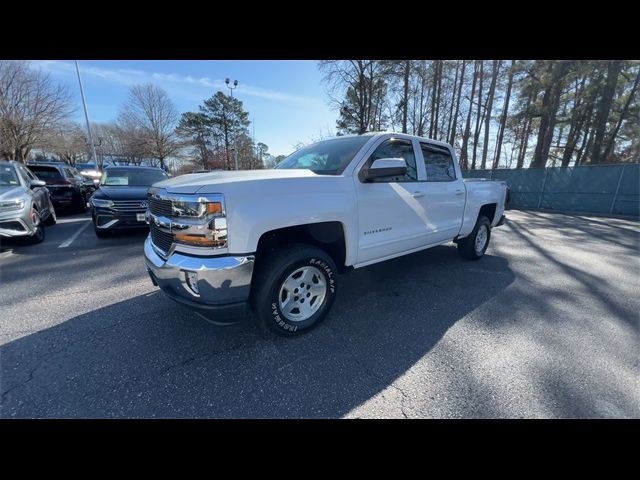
[
  {"left": 225, "top": 78, "right": 239, "bottom": 170},
  {"left": 75, "top": 61, "right": 100, "bottom": 169}
]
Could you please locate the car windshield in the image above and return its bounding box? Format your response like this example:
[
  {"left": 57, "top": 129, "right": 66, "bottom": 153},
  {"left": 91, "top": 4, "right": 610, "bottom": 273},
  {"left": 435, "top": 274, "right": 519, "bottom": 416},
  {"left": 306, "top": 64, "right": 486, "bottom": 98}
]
[
  {"left": 101, "top": 168, "right": 168, "bottom": 186},
  {"left": 275, "top": 136, "right": 371, "bottom": 175},
  {"left": 0, "top": 165, "right": 20, "bottom": 186},
  {"left": 28, "top": 166, "right": 64, "bottom": 181},
  {"left": 77, "top": 163, "right": 97, "bottom": 171}
]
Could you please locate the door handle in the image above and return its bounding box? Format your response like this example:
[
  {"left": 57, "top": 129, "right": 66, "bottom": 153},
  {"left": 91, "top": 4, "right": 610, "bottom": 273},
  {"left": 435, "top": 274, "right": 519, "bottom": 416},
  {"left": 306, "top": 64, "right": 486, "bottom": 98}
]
[
  {"left": 455, "top": 190, "right": 464, "bottom": 195},
  {"left": 411, "top": 191, "right": 425, "bottom": 198}
]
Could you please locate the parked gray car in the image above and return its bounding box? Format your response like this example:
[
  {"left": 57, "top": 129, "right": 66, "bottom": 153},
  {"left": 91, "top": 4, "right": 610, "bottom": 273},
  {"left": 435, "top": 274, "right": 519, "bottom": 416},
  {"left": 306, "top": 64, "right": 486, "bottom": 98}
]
[{"left": 0, "top": 161, "right": 57, "bottom": 244}]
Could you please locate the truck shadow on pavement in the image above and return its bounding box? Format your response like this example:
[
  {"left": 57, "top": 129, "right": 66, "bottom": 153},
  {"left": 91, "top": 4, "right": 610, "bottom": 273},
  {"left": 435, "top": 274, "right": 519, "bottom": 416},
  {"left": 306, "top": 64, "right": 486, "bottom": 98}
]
[{"left": 0, "top": 245, "right": 515, "bottom": 418}]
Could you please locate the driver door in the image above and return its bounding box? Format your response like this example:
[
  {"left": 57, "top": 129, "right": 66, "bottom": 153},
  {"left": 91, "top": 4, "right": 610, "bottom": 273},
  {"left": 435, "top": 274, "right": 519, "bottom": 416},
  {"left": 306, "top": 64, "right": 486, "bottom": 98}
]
[{"left": 354, "top": 137, "right": 429, "bottom": 266}]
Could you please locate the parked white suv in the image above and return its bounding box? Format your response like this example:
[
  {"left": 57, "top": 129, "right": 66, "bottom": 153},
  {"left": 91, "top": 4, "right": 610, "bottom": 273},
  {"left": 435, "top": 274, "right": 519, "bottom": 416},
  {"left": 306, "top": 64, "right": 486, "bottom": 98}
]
[{"left": 144, "top": 132, "right": 508, "bottom": 336}]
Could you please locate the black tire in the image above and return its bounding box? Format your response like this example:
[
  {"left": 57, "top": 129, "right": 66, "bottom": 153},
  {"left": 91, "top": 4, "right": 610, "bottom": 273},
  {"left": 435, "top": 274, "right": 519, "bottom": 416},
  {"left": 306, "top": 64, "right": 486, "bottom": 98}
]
[
  {"left": 251, "top": 243, "right": 338, "bottom": 337},
  {"left": 75, "top": 192, "right": 88, "bottom": 213},
  {"left": 457, "top": 215, "right": 491, "bottom": 260},
  {"left": 94, "top": 224, "right": 110, "bottom": 238},
  {"left": 24, "top": 210, "right": 45, "bottom": 245}
]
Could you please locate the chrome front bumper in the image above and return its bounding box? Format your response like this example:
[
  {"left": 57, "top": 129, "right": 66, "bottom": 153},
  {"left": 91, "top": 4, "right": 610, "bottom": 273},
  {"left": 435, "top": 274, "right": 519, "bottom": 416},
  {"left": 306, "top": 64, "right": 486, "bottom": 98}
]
[{"left": 144, "top": 236, "right": 254, "bottom": 318}]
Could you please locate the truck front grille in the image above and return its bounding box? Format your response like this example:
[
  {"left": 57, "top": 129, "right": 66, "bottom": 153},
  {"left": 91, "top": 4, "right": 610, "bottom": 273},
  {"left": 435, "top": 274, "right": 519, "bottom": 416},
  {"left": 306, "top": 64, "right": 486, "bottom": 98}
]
[
  {"left": 148, "top": 196, "right": 173, "bottom": 217},
  {"left": 150, "top": 224, "right": 173, "bottom": 256}
]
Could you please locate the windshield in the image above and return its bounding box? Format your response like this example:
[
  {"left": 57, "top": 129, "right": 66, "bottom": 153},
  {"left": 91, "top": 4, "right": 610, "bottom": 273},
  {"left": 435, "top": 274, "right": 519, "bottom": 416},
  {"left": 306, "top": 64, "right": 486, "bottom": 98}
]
[
  {"left": 77, "top": 163, "right": 97, "bottom": 171},
  {"left": 101, "top": 168, "right": 168, "bottom": 186},
  {"left": 275, "top": 136, "right": 371, "bottom": 175},
  {"left": 0, "top": 165, "right": 20, "bottom": 186},
  {"left": 28, "top": 166, "right": 64, "bottom": 181}
]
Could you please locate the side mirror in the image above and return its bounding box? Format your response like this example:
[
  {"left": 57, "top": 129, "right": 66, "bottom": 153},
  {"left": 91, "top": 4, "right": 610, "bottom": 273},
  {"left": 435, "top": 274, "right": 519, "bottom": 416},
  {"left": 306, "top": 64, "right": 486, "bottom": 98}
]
[
  {"left": 30, "top": 179, "right": 46, "bottom": 188},
  {"left": 363, "top": 158, "right": 407, "bottom": 181}
]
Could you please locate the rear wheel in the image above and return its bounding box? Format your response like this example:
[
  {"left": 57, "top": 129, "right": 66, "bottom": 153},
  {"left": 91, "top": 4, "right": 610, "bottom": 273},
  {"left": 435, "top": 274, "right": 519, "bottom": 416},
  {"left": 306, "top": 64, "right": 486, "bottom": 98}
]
[
  {"left": 457, "top": 215, "right": 491, "bottom": 260},
  {"left": 251, "top": 244, "right": 338, "bottom": 337}
]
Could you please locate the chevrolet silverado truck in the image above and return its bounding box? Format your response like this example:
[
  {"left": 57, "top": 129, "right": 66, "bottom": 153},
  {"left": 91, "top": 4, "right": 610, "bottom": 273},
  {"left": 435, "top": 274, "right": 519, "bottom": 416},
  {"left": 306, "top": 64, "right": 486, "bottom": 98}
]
[{"left": 144, "top": 132, "right": 507, "bottom": 336}]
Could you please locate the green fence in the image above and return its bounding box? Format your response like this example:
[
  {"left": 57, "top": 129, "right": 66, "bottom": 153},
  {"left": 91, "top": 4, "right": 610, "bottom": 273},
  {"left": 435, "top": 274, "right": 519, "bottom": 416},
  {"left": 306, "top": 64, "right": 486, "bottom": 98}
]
[{"left": 462, "top": 163, "right": 639, "bottom": 217}]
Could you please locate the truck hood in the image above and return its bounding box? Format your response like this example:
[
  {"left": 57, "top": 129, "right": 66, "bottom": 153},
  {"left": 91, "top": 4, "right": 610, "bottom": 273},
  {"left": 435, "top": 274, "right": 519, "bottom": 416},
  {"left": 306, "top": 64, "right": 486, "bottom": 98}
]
[
  {"left": 0, "top": 185, "right": 26, "bottom": 201},
  {"left": 153, "top": 169, "right": 321, "bottom": 194}
]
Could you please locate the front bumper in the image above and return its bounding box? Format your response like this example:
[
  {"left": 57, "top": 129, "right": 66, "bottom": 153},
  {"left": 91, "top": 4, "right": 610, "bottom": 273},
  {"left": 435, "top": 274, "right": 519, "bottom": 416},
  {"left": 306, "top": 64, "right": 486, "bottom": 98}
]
[
  {"left": 144, "top": 236, "right": 254, "bottom": 319},
  {"left": 0, "top": 205, "right": 36, "bottom": 238},
  {"left": 94, "top": 208, "right": 149, "bottom": 230}
]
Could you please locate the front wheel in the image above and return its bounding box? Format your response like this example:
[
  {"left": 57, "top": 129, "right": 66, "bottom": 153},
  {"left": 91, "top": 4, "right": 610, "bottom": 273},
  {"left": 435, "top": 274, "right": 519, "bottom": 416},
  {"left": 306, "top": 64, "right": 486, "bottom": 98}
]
[
  {"left": 24, "top": 209, "right": 45, "bottom": 244},
  {"left": 94, "top": 224, "right": 110, "bottom": 238},
  {"left": 251, "top": 244, "right": 338, "bottom": 337},
  {"left": 457, "top": 215, "right": 491, "bottom": 260}
]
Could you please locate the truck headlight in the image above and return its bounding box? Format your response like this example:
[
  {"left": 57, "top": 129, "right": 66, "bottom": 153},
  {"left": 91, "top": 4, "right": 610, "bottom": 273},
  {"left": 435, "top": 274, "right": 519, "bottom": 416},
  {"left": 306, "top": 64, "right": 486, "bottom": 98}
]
[
  {"left": 91, "top": 198, "right": 114, "bottom": 208},
  {"left": 171, "top": 199, "right": 223, "bottom": 217},
  {"left": 0, "top": 199, "right": 25, "bottom": 211},
  {"left": 169, "top": 194, "right": 227, "bottom": 249}
]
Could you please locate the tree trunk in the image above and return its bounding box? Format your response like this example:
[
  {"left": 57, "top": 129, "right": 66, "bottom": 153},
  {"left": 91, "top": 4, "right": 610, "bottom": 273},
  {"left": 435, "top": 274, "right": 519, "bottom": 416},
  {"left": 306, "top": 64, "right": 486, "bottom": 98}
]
[
  {"left": 602, "top": 68, "right": 639, "bottom": 161},
  {"left": 471, "top": 61, "right": 484, "bottom": 169},
  {"left": 446, "top": 61, "right": 460, "bottom": 144},
  {"left": 481, "top": 60, "right": 499, "bottom": 169},
  {"left": 591, "top": 60, "right": 622, "bottom": 164},
  {"left": 493, "top": 60, "right": 514, "bottom": 169},
  {"left": 449, "top": 60, "right": 466, "bottom": 146},
  {"left": 531, "top": 61, "right": 571, "bottom": 168},
  {"left": 434, "top": 61, "right": 443, "bottom": 140},
  {"left": 561, "top": 76, "right": 587, "bottom": 167},
  {"left": 460, "top": 61, "right": 479, "bottom": 170},
  {"left": 516, "top": 91, "right": 536, "bottom": 169},
  {"left": 402, "top": 60, "right": 410, "bottom": 133},
  {"left": 429, "top": 61, "right": 438, "bottom": 138}
]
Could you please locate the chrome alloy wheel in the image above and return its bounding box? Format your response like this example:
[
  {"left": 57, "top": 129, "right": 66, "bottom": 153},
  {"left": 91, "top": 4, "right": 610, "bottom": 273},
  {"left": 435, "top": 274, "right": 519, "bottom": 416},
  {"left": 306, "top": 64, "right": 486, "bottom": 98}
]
[
  {"left": 278, "top": 265, "right": 327, "bottom": 321},
  {"left": 475, "top": 224, "right": 488, "bottom": 254},
  {"left": 31, "top": 210, "right": 44, "bottom": 241}
]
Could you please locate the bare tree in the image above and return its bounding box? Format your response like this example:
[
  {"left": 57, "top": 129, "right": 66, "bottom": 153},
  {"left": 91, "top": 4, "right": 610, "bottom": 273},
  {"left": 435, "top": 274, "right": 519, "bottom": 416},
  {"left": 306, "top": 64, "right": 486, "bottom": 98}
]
[
  {"left": 319, "top": 60, "right": 390, "bottom": 134},
  {"left": 118, "top": 83, "right": 179, "bottom": 169},
  {"left": 41, "top": 122, "right": 89, "bottom": 164},
  {"left": 0, "top": 60, "right": 73, "bottom": 162}
]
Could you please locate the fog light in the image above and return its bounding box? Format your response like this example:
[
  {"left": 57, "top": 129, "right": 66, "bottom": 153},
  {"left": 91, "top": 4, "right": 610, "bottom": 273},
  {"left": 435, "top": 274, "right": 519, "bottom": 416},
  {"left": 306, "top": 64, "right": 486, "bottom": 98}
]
[{"left": 184, "top": 271, "right": 199, "bottom": 296}]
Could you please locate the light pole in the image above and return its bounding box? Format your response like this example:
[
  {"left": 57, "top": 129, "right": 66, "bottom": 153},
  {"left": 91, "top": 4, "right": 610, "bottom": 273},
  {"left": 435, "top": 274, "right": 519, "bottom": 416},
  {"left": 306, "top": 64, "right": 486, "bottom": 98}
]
[
  {"left": 75, "top": 61, "right": 99, "bottom": 169},
  {"left": 225, "top": 78, "right": 239, "bottom": 170}
]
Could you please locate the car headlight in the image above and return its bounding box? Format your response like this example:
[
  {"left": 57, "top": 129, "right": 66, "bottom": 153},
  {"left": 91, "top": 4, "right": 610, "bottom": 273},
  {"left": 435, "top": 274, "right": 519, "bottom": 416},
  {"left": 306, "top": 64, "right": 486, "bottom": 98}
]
[
  {"left": 168, "top": 195, "right": 227, "bottom": 249},
  {"left": 91, "top": 198, "right": 114, "bottom": 208},
  {"left": 0, "top": 199, "right": 25, "bottom": 211}
]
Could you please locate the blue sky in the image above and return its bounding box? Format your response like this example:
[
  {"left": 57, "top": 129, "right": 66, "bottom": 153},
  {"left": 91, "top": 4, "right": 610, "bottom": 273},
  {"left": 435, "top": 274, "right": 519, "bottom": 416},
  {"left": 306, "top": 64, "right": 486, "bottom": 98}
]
[{"left": 29, "top": 60, "right": 338, "bottom": 157}]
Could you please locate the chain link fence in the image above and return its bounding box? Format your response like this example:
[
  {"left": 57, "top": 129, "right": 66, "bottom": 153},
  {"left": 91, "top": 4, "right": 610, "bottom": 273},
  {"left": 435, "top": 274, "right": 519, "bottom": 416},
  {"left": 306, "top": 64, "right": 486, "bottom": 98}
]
[{"left": 462, "top": 164, "right": 639, "bottom": 217}]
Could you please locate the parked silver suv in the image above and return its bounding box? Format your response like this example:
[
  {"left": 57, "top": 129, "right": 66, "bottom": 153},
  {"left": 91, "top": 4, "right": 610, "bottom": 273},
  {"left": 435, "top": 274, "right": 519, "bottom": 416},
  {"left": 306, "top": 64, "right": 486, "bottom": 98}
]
[{"left": 0, "top": 161, "right": 57, "bottom": 244}]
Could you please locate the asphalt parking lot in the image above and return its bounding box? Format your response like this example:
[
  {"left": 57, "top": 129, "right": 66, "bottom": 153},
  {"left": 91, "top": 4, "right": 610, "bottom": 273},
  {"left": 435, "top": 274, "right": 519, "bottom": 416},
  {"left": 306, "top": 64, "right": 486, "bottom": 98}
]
[{"left": 0, "top": 209, "right": 638, "bottom": 418}]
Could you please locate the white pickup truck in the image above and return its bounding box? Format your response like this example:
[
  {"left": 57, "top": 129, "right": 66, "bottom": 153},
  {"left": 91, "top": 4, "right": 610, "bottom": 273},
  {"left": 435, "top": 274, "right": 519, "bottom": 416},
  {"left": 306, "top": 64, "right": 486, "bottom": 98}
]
[{"left": 144, "top": 132, "right": 508, "bottom": 336}]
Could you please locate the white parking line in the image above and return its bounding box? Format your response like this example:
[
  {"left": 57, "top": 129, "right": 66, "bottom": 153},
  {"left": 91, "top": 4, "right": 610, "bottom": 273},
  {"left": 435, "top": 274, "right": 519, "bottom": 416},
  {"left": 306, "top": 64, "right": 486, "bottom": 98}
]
[
  {"left": 58, "top": 221, "right": 92, "bottom": 248},
  {"left": 56, "top": 217, "right": 92, "bottom": 225}
]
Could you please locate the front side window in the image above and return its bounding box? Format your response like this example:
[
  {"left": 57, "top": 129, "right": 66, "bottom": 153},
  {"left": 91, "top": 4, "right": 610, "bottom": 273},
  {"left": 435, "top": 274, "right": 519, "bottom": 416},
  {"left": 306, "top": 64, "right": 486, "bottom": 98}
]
[
  {"left": 101, "top": 169, "right": 169, "bottom": 186},
  {"left": 421, "top": 143, "right": 456, "bottom": 182},
  {"left": 275, "top": 136, "right": 371, "bottom": 175},
  {"left": 364, "top": 139, "right": 418, "bottom": 182}
]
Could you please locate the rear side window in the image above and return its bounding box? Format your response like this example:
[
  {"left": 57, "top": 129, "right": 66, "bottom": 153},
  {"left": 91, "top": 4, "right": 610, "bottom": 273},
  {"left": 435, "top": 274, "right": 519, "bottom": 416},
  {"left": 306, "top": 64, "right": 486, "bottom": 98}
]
[
  {"left": 29, "top": 166, "right": 64, "bottom": 181},
  {"left": 421, "top": 143, "right": 456, "bottom": 182}
]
